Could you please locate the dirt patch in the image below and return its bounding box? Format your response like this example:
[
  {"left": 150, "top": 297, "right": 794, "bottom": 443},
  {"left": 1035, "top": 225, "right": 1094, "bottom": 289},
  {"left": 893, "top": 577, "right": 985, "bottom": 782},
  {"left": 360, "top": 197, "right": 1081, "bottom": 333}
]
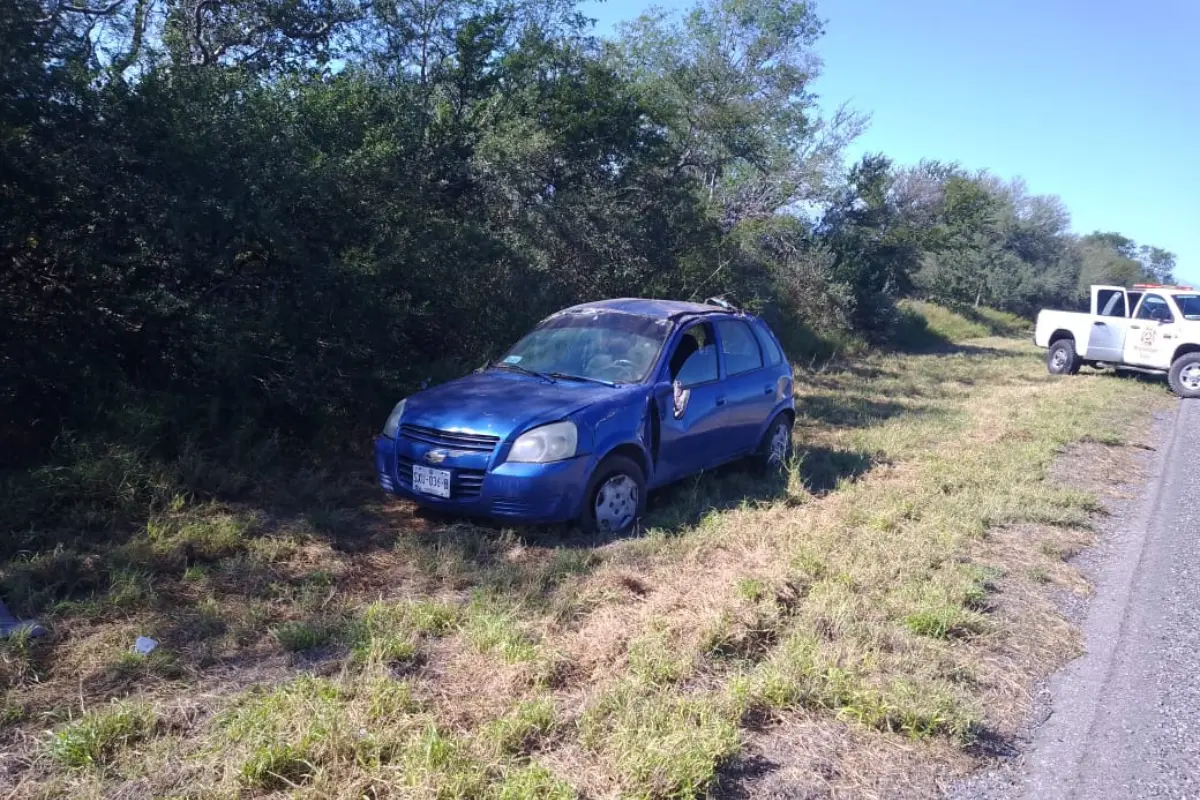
[{"left": 721, "top": 713, "right": 970, "bottom": 799}]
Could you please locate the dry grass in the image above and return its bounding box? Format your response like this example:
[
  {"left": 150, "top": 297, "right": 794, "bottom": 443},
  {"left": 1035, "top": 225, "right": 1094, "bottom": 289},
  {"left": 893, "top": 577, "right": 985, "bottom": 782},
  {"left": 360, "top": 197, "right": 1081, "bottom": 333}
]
[{"left": 0, "top": 326, "right": 1174, "bottom": 799}]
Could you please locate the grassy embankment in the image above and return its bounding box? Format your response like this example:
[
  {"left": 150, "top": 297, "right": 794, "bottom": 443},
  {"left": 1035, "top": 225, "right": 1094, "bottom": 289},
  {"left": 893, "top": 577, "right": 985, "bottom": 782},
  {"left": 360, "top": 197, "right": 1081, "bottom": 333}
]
[{"left": 0, "top": 303, "right": 1174, "bottom": 798}]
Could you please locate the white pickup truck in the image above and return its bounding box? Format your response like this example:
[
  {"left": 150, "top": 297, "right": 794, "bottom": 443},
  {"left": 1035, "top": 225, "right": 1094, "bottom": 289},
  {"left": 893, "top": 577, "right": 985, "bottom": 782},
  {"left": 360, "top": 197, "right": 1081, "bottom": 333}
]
[{"left": 1035, "top": 284, "right": 1200, "bottom": 397}]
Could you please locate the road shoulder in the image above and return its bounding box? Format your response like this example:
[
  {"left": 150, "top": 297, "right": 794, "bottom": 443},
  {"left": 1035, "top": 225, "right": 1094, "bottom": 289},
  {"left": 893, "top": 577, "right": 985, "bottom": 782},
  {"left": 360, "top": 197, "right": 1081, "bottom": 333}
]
[{"left": 948, "top": 404, "right": 1179, "bottom": 800}]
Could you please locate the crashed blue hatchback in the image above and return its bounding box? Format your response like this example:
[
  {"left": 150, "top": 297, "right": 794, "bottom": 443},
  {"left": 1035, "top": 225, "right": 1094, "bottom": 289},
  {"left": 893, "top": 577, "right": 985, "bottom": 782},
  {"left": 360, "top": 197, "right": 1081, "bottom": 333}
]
[{"left": 374, "top": 298, "right": 795, "bottom": 534}]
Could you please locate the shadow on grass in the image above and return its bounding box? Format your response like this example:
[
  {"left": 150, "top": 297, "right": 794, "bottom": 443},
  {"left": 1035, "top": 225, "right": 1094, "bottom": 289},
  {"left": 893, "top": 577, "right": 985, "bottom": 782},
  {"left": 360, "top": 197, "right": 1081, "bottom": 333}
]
[
  {"left": 797, "top": 395, "right": 935, "bottom": 429},
  {"left": 1097, "top": 366, "right": 1170, "bottom": 390},
  {"left": 643, "top": 462, "right": 789, "bottom": 534},
  {"left": 798, "top": 446, "right": 877, "bottom": 494},
  {"left": 713, "top": 752, "right": 784, "bottom": 799},
  {"left": 0, "top": 437, "right": 886, "bottom": 629}
]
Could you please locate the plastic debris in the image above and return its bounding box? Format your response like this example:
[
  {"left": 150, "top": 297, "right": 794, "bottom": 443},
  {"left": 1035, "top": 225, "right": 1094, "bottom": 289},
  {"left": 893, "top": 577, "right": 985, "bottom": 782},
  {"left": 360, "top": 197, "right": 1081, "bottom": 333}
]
[
  {"left": 0, "top": 599, "right": 46, "bottom": 639},
  {"left": 133, "top": 636, "right": 159, "bottom": 655}
]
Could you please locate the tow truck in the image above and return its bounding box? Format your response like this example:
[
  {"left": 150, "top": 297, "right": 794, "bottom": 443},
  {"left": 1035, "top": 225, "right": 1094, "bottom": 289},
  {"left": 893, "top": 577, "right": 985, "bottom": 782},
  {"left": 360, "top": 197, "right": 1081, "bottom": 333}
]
[{"left": 1034, "top": 284, "right": 1200, "bottom": 397}]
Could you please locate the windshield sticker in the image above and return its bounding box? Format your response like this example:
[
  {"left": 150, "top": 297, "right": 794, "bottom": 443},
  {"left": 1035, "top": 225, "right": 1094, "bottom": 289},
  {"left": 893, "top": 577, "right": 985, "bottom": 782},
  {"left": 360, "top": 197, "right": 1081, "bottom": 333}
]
[{"left": 502, "top": 355, "right": 523, "bottom": 365}]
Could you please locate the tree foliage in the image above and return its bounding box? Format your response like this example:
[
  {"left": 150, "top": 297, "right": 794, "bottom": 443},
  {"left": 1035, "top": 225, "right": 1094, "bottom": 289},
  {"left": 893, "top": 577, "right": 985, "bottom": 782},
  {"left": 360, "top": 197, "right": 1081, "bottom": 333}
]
[{"left": 0, "top": 0, "right": 1178, "bottom": 467}]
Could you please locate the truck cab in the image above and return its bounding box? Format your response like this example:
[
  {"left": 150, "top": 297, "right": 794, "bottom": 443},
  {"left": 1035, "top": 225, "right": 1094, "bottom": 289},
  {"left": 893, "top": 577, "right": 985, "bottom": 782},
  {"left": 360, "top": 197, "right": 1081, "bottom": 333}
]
[{"left": 1035, "top": 284, "right": 1200, "bottom": 397}]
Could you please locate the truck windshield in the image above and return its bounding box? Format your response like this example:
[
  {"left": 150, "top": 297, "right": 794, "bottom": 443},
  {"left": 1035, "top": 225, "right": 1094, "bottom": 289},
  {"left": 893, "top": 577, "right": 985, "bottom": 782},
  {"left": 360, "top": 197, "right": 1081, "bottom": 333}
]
[
  {"left": 1174, "top": 295, "right": 1200, "bottom": 320},
  {"left": 498, "top": 310, "right": 671, "bottom": 384}
]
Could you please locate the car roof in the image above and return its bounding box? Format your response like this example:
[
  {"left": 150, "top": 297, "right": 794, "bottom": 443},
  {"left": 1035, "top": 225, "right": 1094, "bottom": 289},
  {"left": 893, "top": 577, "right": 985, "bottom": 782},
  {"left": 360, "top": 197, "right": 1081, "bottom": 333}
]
[{"left": 559, "top": 298, "right": 738, "bottom": 320}]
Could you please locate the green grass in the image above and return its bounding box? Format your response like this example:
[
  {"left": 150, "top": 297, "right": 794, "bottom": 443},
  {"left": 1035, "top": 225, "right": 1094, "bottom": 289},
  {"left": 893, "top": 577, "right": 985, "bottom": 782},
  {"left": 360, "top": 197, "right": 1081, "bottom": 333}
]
[
  {"left": 463, "top": 604, "right": 540, "bottom": 663},
  {"left": 896, "top": 299, "right": 1030, "bottom": 346},
  {"left": 579, "top": 682, "right": 741, "bottom": 799},
  {"left": 46, "top": 701, "right": 157, "bottom": 769},
  {"left": 628, "top": 630, "right": 695, "bottom": 686},
  {"left": 482, "top": 696, "right": 557, "bottom": 755},
  {"left": 495, "top": 762, "right": 577, "bottom": 800},
  {"left": 397, "top": 725, "right": 492, "bottom": 798},
  {"left": 270, "top": 620, "right": 335, "bottom": 652},
  {"left": 346, "top": 599, "right": 463, "bottom": 668},
  {"left": 1, "top": 334, "right": 1174, "bottom": 798}
]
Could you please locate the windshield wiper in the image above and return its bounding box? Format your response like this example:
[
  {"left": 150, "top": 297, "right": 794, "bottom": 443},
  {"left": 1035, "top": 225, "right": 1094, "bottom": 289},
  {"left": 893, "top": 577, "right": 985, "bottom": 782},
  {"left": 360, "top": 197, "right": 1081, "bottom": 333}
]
[
  {"left": 489, "top": 361, "right": 557, "bottom": 383},
  {"left": 547, "top": 372, "right": 618, "bottom": 387}
]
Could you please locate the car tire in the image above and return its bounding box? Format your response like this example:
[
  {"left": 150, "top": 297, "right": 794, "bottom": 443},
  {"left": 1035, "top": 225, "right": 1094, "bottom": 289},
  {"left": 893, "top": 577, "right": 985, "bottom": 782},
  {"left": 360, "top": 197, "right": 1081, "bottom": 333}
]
[
  {"left": 1047, "top": 339, "right": 1080, "bottom": 375},
  {"left": 757, "top": 414, "right": 794, "bottom": 472},
  {"left": 580, "top": 455, "right": 646, "bottom": 536},
  {"left": 1168, "top": 353, "right": 1200, "bottom": 398}
]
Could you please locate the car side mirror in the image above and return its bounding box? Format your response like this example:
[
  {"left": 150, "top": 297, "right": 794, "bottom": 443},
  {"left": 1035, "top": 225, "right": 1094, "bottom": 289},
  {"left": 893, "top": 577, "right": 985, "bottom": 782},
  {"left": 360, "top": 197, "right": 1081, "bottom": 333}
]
[{"left": 672, "top": 379, "right": 691, "bottom": 419}]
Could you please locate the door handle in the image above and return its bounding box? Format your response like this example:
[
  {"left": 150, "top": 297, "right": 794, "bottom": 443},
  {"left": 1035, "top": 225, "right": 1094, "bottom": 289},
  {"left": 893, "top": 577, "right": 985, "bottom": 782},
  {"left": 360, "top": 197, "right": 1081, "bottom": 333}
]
[
  {"left": 1129, "top": 325, "right": 1142, "bottom": 330},
  {"left": 763, "top": 385, "right": 774, "bottom": 395},
  {"left": 715, "top": 396, "right": 727, "bottom": 407},
  {"left": 1093, "top": 321, "right": 1106, "bottom": 326}
]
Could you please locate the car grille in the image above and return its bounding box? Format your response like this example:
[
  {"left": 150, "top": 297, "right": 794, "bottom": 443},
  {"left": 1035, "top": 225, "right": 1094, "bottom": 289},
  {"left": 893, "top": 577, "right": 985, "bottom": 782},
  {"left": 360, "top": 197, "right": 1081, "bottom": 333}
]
[
  {"left": 396, "top": 456, "right": 486, "bottom": 499},
  {"left": 399, "top": 424, "right": 499, "bottom": 453}
]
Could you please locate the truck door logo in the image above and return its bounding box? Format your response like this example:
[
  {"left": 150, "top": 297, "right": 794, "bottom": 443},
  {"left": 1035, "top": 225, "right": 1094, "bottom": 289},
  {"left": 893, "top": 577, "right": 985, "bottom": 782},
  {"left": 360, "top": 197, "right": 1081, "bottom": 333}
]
[{"left": 1141, "top": 329, "right": 1156, "bottom": 347}]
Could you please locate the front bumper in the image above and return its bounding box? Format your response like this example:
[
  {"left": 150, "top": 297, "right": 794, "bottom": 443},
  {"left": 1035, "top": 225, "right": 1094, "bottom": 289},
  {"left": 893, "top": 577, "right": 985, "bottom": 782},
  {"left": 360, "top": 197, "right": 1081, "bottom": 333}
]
[{"left": 374, "top": 435, "right": 591, "bottom": 523}]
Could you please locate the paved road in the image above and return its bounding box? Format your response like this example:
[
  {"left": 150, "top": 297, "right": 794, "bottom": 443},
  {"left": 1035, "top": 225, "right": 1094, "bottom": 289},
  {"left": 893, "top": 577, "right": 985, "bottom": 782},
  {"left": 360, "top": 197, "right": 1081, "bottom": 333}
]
[{"left": 1021, "top": 399, "right": 1200, "bottom": 799}]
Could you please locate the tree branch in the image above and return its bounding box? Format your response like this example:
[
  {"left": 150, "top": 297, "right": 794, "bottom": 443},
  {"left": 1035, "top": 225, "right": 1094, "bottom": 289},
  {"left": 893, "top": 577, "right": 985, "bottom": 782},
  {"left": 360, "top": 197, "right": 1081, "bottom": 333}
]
[
  {"left": 58, "top": 0, "right": 125, "bottom": 16},
  {"left": 194, "top": 0, "right": 217, "bottom": 65}
]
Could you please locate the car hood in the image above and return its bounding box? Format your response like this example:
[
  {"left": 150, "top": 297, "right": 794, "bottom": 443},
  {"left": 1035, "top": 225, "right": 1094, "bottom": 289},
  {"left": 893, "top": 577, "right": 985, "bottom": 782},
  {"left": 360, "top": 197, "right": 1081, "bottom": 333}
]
[{"left": 401, "top": 370, "right": 626, "bottom": 440}]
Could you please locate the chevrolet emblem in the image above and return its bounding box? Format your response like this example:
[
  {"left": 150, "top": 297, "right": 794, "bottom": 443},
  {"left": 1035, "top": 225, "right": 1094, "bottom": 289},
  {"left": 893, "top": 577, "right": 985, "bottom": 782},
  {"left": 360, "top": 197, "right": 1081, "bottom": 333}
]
[{"left": 425, "top": 450, "right": 448, "bottom": 465}]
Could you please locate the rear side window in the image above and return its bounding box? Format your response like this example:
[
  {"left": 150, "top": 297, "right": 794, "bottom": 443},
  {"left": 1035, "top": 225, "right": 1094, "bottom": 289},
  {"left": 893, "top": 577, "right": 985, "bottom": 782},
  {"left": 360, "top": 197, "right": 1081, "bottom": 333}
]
[
  {"left": 750, "top": 321, "right": 784, "bottom": 367},
  {"left": 716, "top": 319, "right": 763, "bottom": 376},
  {"left": 1097, "top": 290, "right": 1127, "bottom": 318}
]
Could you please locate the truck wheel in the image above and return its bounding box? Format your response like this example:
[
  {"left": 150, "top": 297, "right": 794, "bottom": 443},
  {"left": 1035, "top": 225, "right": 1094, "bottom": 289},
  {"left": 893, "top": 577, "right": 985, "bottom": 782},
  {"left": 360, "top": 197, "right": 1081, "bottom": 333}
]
[
  {"left": 1047, "top": 340, "right": 1080, "bottom": 376},
  {"left": 581, "top": 455, "right": 646, "bottom": 536},
  {"left": 1168, "top": 353, "right": 1200, "bottom": 398}
]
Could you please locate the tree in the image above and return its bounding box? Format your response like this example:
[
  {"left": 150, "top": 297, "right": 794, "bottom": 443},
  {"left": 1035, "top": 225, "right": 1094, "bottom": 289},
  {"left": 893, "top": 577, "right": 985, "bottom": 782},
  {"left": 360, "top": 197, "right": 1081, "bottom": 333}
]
[
  {"left": 1137, "top": 245, "right": 1177, "bottom": 284},
  {"left": 818, "top": 154, "right": 923, "bottom": 337},
  {"left": 610, "top": 0, "right": 862, "bottom": 225}
]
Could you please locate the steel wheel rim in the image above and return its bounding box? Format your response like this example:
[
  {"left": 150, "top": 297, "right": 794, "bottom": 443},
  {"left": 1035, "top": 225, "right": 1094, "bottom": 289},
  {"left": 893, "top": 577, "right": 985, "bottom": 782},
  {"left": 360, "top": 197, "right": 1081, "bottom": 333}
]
[
  {"left": 1182, "top": 364, "right": 1200, "bottom": 391},
  {"left": 769, "top": 424, "right": 790, "bottom": 466},
  {"left": 594, "top": 474, "right": 638, "bottom": 531},
  {"left": 1051, "top": 348, "right": 1068, "bottom": 370}
]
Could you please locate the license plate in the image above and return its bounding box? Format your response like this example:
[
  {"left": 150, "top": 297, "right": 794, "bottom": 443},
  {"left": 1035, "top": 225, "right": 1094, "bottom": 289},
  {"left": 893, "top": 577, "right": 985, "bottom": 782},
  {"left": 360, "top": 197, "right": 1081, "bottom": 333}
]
[{"left": 412, "top": 464, "right": 451, "bottom": 498}]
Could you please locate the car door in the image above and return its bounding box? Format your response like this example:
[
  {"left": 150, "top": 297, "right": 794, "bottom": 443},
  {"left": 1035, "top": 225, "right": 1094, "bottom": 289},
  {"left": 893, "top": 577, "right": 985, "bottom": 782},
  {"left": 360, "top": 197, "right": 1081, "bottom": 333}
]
[
  {"left": 1086, "top": 287, "right": 1129, "bottom": 362},
  {"left": 1124, "top": 293, "right": 1178, "bottom": 368},
  {"left": 653, "top": 321, "right": 734, "bottom": 482},
  {"left": 714, "top": 318, "right": 775, "bottom": 456}
]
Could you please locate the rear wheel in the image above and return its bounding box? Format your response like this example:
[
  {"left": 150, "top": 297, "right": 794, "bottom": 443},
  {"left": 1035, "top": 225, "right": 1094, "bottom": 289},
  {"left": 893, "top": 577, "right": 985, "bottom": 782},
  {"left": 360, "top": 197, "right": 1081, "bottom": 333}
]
[
  {"left": 580, "top": 455, "right": 646, "bottom": 535},
  {"left": 757, "top": 414, "right": 794, "bottom": 471},
  {"left": 1168, "top": 353, "right": 1200, "bottom": 398},
  {"left": 1047, "top": 339, "right": 1080, "bottom": 375}
]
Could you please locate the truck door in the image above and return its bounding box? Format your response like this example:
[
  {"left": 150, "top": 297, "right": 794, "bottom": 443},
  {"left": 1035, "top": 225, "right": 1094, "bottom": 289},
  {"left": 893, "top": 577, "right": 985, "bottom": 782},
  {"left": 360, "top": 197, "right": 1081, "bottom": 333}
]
[
  {"left": 1086, "top": 287, "right": 1130, "bottom": 362},
  {"left": 1124, "top": 293, "right": 1177, "bottom": 368}
]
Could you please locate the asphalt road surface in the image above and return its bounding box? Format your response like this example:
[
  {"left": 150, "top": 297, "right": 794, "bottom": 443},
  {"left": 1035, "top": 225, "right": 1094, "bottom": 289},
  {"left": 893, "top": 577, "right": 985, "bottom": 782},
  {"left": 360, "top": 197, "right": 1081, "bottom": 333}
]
[{"left": 1016, "top": 399, "right": 1200, "bottom": 799}]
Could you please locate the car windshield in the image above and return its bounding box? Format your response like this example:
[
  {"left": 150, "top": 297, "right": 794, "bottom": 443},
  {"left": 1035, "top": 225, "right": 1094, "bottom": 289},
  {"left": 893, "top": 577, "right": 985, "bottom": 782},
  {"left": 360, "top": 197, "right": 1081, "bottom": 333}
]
[
  {"left": 498, "top": 310, "right": 671, "bottom": 384},
  {"left": 1174, "top": 295, "right": 1200, "bottom": 320}
]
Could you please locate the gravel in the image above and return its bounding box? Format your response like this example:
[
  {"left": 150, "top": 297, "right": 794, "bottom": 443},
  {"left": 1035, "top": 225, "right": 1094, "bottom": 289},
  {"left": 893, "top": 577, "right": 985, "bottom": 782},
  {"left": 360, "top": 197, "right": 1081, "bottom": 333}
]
[{"left": 949, "top": 402, "right": 1200, "bottom": 800}]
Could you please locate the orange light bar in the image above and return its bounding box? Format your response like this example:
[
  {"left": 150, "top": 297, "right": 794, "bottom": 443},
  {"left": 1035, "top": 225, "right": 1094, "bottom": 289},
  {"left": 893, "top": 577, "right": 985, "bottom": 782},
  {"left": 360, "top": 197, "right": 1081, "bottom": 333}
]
[{"left": 1133, "top": 283, "right": 1195, "bottom": 291}]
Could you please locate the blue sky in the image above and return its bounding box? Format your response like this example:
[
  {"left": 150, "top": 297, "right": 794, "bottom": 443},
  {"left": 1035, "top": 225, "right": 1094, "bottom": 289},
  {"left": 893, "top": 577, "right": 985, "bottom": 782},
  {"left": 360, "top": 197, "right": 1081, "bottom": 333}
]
[{"left": 579, "top": 0, "right": 1199, "bottom": 284}]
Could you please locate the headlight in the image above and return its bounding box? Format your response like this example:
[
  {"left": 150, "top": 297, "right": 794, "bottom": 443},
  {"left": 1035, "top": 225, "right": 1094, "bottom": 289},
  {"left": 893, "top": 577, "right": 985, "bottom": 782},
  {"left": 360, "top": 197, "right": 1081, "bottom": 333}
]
[
  {"left": 508, "top": 421, "right": 578, "bottom": 463},
  {"left": 381, "top": 399, "right": 407, "bottom": 438}
]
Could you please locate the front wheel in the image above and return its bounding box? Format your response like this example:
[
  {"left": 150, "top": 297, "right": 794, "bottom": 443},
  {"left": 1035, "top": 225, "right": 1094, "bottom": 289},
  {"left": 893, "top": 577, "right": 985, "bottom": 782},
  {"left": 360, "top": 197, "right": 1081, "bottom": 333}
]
[
  {"left": 1047, "top": 339, "right": 1080, "bottom": 375},
  {"left": 1168, "top": 353, "right": 1200, "bottom": 398},
  {"left": 580, "top": 455, "right": 646, "bottom": 536}
]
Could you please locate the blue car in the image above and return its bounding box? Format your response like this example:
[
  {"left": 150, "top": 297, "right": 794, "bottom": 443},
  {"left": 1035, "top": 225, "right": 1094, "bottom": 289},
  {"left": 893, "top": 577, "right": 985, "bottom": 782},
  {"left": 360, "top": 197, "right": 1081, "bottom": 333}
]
[{"left": 374, "top": 298, "right": 795, "bottom": 534}]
